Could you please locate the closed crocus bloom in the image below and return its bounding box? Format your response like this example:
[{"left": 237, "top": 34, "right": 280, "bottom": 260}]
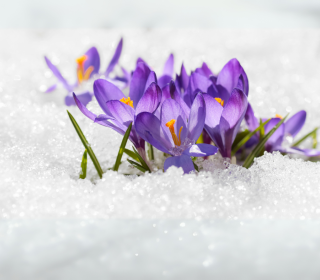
[
  {"left": 203, "top": 88, "right": 248, "bottom": 158},
  {"left": 44, "top": 38, "right": 128, "bottom": 106},
  {"left": 73, "top": 62, "right": 161, "bottom": 165},
  {"left": 135, "top": 93, "right": 218, "bottom": 174}
]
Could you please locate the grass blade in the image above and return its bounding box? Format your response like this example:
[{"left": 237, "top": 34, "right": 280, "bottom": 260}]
[
  {"left": 113, "top": 122, "right": 132, "bottom": 172},
  {"left": 147, "top": 143, "right": 154, "bottom": 160},
  {"left": 133, "top": 146, "right": 151, "bottom": 172},
  {"left": 127, "top": 159, "right": 149, "bottom": 173},
  {"left": 312, "top": 130, "right": 318, "bottom": 149},
  {"left": 79, "top": 149, "right": 87, "bottom": 179},
  {"left": 242, "top": 114, "right": 288, "bottom": 169},
  {"left": 67, "top": 111, "right": 103, "bottom": 179},
  {"left": 124, "top": 148, "right": 140, "bottom": 162},
  {"left": 231, "top": 118, "right": 271, "bottom": 157},
  {"left": 292, "top": 127, "right": 318, "bottom": 147}
]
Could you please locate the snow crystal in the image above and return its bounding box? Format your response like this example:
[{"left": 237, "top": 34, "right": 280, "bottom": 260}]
[{"left": 1, "top": 29, "right": 320, "bottom": 279}]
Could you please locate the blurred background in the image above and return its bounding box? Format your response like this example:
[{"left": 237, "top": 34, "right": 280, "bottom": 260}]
[{"left": 1, "top": 0, "right": 320, "bottom": 28}]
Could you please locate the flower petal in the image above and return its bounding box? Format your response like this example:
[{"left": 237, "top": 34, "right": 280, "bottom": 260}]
[
  {"left": 158, "top": 75, "right": 172, "bottom": 88},
  {"left": 84, "top": 47, "right": 100, "bottom": 76},
  {"left": 135, "top": 82, "right": 162, "bottom": 116},
  {"left": 264, "top": 118, "right": 285, "bottom": 152},
  {"left": 135, "top": 112, "right": 171, "bottom": 153},
  {"left": 219, "top": 88, "right": 248, "bottom": 158},
  {"left": 105, "top": 100, "right": 135, "bottom": 127},
  {"left": 161, "top": 98, "right": 188, "bottom": 145},
  {"left": 203, "top": 94, "right": 224, "bottom": 150},
  {"left": 66, "top": 91, "right": 92, "bottom": 106},
  {"left": 216, "top": 58, "right": 249, "bottom": 96},
  {"left": 105, "top": 38, "right": 123, "bottom": 76},
  {"left": 285, "top": 110, "right": 306, "bottom": 138},
  {"left": 73, "top": 92, "right": 97, "bottom": 120},
  {"left": 176, "top": 63, "right": 189, "bottom": 93},
  {"left": 45, "top": 84, "right": 57, "bottom": 93},
  {"left": 93, "top": 79, "right": 125, "bottom": 115},
  {"left": 183, "top": 144, "right": 218, "bottom": 157},
  {"left": 245, "top": 103, "right": 259, "bottom": 131},
  {"left": 187, "top": 93, "right": 206, "bottom": 142},
  {"left": 195, "top": 62, "right": 213, "bottom": 78},
  {"left": 144, "top": 71, "right": 157, "bottom": 92},
  {"left": 164, "top": 155, "right": 195, "bottom": 174},
  {"left": 44, "top": 56, "right": 72, "bottom": 91},
  {"left": 129, "top": 62, "right": 151, "bottom": 108},
  {"left": 162, "top": 53, "right": 174, "bottom": 77}
]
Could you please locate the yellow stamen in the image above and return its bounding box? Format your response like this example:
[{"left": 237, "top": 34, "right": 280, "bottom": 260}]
[
  {"left": 120, "top": 97, "right": 134, "bottom": 108},
  {"left": 76, "top": 55, "right": 94, "bottom": 84},
  {"left": 215, "top": 98, "right": 224, "bottom": 107},
  {"left": 275, "top": 114, "right": 283, "bottom": 119},
  {"left": 166, "top": 119, "right": 182, "bottom": 146}
]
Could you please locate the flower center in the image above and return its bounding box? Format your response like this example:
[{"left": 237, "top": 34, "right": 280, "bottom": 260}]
[
  {"left": 166, "top": 119, "right": 183, "bottom": 146},
  {"left": 76, "top": 55, "right": 94, "bottom": 84},
  {"left": 120, "top": 97, "right": 134, "bottom": 108},
  {"left": 215, "top": 98, "right": 224, "bottom": 107},
  {"left": 275, "top": 114, "right": 283, "bottom": 119}
]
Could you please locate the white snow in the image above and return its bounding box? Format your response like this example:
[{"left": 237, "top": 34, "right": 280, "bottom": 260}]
[{"left": 1, "top": 29, "right": 320, "bottom": 279}]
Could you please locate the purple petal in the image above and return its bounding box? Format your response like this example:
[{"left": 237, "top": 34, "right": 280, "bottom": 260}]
[
  {"left": 187, "top": 93, "right": 206, "bottom": 142},
  {"left": 188, "top": 72, "right": 212, "bottom": 100},
  {"left": 264, "top": 118, "right": 285, "bottom": 152},
  {"left": 285, "top": 110, "right": 306, "bottom": 138},
  {"left": 164, "top": 155, "right": 195, "bottom": 174},
  {"left": 183, "top": 144, "right": 218, "bottom": 157},
  {"left": 129, "top": 62, "right": 151, "bottom": 108},
  {"left": 158, "top": 75, "right": 172, "bottom": 88},
  {"left": 245, "top": 103, "right": 259, "bottom": 131},
  {"left": 176, "top": 63, "right": 189, "bottom": 92},
  {"left": 216, "top": 58, "right": 249, "bottom": 96},
  {"left": 66, "top": 91, "right": 92, "bottom": 106},
  {"left": 203, "top": 94, "right": 224, "bottom": 149},
  {"left": 105, "top": 100, "right": 135, "bottom": 127},
  {"left": 144, "top": 71, "right": 157, "bottom": 92},
  {"left": 135, "top": 112, "right": 172, "bottom": 153},
  {"left": 84, "top": 47, "right": 100, "bottom": 76},
  {"left": 45, "top": 84, "right": 57, "bottom": 93},
  {"left": 135, "top": 82, "right": 162, "bottom": 116},
  {"left": 44, "top": 56, "right": 72, "bottom": 91},
  {"left": 161, "top": 82, "right": 190, "bottom": 117},
  {"left": 73, "top": 92, "right": 97, "bottom": 120},
  {"left": 93, "top": 79, "right": 125, "bottom": 115},
  {"left": 105, "top": 38, "right": 123, "bottom": 76},
  {"left": 162, "top": 53, "right": 174, "bottom": 77},
  {"left": 121, "top": 66, "right": 131, "bottom": 86},
  {"left": 220, "top": 88, "right": 248, "bottom": 158},
  {"left": 161, "top": 99, "right": 188, "bottom": 145},
  {"left": 195, "top": 62, "right": 213, "bottom": 78}
]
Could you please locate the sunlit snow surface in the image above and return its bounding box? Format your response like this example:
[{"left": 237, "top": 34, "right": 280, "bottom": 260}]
[{"left": 1, "top": 29, "right": 320, "bottom": 279}]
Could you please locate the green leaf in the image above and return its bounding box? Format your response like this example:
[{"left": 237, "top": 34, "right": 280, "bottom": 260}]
[
  {"left": 312, "top": 130, "right": 318, "bottom": 149},
  {"left": 79, "top": 149, "right": 87, "bottom": 179},
  {"left": 113, "top": 122, "right": 132, "bottom": 172},
  {"left": 231, "top": 118, "right": 271, "bottom": 157},
  {"left": 259, "top": 118, "right": 265, "bottom": 138},
  {"left": 124, "top": 148, "right": 140, "bottom": 162},
  {"left": 132, "top": 146, "right": 151, "bottom": 172},
  {"left": 242, "top": 114, "right": 289, "bottom": 169},
  {"left": 232, "top": 130, "right": 251, "bottom": 149},
  {"left": 292, "top": 127, "right": 318, "bottom": 148},
  {"left": 147, "top": 143, "right": 154, "bottom": 160},
  {"left": 127, "top": 159, "right": 149, "bottom": 173},
  {"left": 193, "top": 162, "right": 199, "bottom": 172},
  {"left": 67, "top": 111, "right": 103, "bottom": 179}
]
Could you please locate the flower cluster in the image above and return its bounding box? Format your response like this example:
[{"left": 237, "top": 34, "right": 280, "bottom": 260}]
[{"left": 45, "top": 38, "right": 320, "bottom": 174}]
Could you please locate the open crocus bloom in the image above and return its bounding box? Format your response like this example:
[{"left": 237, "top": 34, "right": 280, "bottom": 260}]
[
  {"left": 204, "top": 88, "right": 248, "bottom": 158},
  {"left": 135, "top": 93, "right": 218, "bottom": 174},
  {"left": 45, "top": 38, "right": 127, "bottom": 106},
  {"left": 247, "top": 109, "right": 320, "bottom": 157},
  {"left": 73, "top": 61, "right": 161, "bottom": 164}
]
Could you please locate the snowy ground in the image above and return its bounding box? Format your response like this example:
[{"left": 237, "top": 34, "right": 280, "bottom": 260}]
[{"left": 1, "top": 29, "right": 320, "bottom": 279}]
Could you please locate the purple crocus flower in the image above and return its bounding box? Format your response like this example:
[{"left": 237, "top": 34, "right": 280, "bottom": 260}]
[
  {"left": 246, "top": 108, "right": 320, "bottom": 157},
  {"left": 135, "top": 93, "right": 218, "bottom": 174},
  {"left": 73, "top": 61, "right": 161, "bottom": 165},
  {"left": 44, "top": 38, "right": 127, "bottom": 106},
  {"left": 203, "top": 88, "right": 248, "bottom": 158}
]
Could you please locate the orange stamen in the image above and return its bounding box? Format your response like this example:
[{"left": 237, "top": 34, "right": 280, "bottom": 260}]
[
  {"left": 275, "top": 114, "right": 283, "bottom": 119},
  {"left": 120, "top": 97, "right": 134, "bottom": 108},
  {"left": 166, "top": 119, "right": 182, "bottom": 146},
  {"left": 83, "top": 66, "right": 94, "bottom": 81},
  {"left": 215, "top": 98, "right": 225, "bottom": 107},
  {"left": 76, "top": 55, "right": 94, "bottom": 84}
]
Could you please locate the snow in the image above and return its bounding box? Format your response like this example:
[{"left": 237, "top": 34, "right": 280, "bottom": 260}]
[{"left": 1, "top": 29, "right": 320, "bottom": 279}]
